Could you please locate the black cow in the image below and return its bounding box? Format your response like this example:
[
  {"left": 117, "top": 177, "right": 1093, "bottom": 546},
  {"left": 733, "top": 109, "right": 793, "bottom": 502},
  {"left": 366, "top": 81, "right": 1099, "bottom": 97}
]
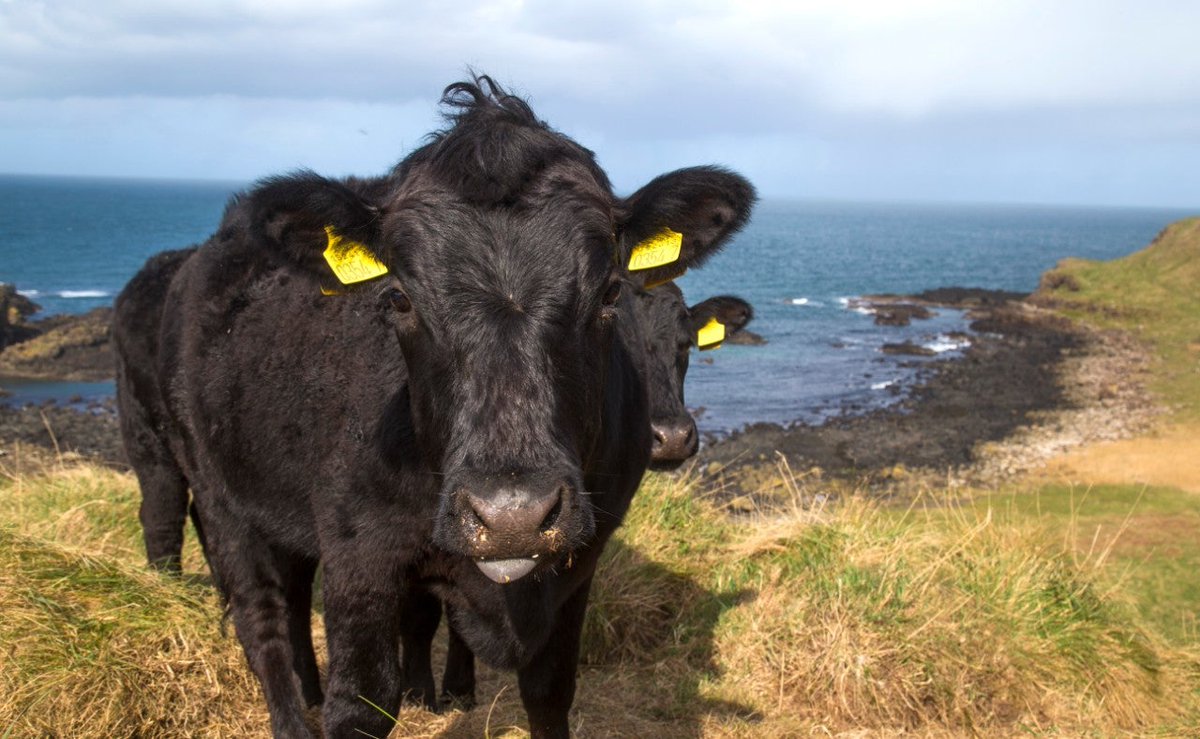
[
  {"left": 636, "top": 287, "right": 754, "bottom": 464},
  {"left": 114, "top": 76, "right": 754, "bottom": 738}
]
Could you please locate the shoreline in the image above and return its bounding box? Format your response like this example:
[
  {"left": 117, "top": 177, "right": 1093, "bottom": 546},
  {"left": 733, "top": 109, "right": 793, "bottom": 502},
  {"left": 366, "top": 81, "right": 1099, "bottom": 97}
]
[{"left": 0, "top": 289, "right": 1158, "bottom": 488}]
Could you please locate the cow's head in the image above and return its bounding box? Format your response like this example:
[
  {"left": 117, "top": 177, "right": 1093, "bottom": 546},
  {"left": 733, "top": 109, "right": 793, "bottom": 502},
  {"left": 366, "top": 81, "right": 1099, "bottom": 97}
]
[
  {"left": 633, "top": 287, "right": 754, "bottom": 467},
  {"left": 243, "top": 76, "right": 754, "bottom": 582}
]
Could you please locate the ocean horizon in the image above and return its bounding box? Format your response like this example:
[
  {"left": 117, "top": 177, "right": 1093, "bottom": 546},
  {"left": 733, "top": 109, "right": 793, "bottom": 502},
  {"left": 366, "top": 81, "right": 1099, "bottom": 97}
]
[{"left": 2, "top": 173, "right": 1194, "bottom": 431}]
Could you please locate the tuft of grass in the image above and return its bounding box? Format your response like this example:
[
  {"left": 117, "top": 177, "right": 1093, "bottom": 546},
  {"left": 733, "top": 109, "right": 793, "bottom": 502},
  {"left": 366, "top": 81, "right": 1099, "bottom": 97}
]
[
  {"left": 982, "top": 482, "right": 1200, "bottom": 645},
  {"left": 0, "top": 530, "right": 268, "bottom": 738},
  {"left": 1034, "top": 216, "right": 1200, "bottom": 421}
]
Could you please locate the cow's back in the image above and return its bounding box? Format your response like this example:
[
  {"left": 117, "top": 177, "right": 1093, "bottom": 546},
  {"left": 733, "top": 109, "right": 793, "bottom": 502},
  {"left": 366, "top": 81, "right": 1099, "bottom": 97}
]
[{"left": 157, "top": 235, "right": 436, "bottom": 559}]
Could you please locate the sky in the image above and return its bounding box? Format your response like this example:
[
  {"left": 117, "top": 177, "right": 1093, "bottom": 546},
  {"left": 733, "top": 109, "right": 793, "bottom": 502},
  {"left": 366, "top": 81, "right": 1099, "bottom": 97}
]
[{"left": 1, "top": 0, "right": 1198, "bottom": 208}]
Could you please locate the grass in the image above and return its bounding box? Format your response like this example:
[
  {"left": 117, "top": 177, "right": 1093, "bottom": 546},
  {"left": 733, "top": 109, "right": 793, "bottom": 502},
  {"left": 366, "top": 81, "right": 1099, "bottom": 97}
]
[
  {"left": 2, "top": 451, "right": 1198, "bottom": 737},
  {"left": 1034, "top": 216, "right": 1200, "bottom": 421},
  {"left": 976, "top": 482, "right": 1200, "bottom": 645}
]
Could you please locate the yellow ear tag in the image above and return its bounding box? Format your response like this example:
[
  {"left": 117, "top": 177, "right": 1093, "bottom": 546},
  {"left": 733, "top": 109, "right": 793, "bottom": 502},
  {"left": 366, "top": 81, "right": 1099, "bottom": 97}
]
[
  {"left": 697, "top": 317, "right": 725, "bottom": 350},
  {"left": 322, "top": 226, "right": 388, "bottom": 285},
  {"left": 628, "top": 228, "right": 683, "bottom": 271}
]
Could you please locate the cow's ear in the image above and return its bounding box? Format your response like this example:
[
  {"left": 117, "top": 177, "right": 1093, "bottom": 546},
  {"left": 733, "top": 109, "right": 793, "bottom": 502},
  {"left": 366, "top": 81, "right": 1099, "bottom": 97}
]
[
  {"left": 244, "top": 171, "right": 385, "bottom": 284},
  {"left": 688, "top": 296, "right": 754, "bottom": 335},
  {"left": 687, "top": 295, "right": 753, "bottom": 350},
  {"left": 617, "top": 166, "right": 755, "bottom": 287}
]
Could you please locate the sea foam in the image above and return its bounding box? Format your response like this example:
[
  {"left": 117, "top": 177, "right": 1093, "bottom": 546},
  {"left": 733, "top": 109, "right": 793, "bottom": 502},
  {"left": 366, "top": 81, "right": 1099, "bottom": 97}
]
[{"left": 923, "top": 335, "right": 971, "bottom": 354}]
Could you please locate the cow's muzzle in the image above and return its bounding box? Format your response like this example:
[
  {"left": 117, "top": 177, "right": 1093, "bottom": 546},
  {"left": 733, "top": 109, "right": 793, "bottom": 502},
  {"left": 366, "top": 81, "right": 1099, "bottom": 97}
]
[
  {"left": 437, "top": 469, "right": 590, "bottom": 583},
  {"left": 649, "top": 415, "right": 698, "bottom": 468}
]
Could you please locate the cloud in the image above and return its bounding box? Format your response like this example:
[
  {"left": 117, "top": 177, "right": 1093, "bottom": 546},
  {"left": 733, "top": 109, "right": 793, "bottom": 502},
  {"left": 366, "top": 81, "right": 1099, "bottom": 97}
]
[
  {"left": 1, "top": 0, "right": 1197, "bottom": 205},
  {"left": 6, "top": 1, "right": 1199, "bottom": 117}
]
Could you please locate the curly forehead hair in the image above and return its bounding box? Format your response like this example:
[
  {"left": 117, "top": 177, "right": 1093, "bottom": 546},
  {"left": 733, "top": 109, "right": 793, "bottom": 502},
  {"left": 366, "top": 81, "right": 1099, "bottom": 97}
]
[{"left": 396, "top": 74, "right": 613, "bottom": 206}]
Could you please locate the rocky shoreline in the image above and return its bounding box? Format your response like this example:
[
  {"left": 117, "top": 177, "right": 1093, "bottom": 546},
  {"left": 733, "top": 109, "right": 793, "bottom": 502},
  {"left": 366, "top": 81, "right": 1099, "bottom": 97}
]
[
  {"left": 696, "top": 290, "right": 1160, "bottom": 496},
  {"left": 1, "top": 286, "right": 1158, "bottom": 490},
  {"left": 1, "top": 284, "right": 122, "bottom": 463}
]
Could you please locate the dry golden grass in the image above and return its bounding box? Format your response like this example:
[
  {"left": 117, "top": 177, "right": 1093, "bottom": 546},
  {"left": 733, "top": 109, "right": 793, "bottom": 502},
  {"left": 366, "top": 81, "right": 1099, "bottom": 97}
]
[
  {"left": 2, "top": 451, "right": 1198, "bottom": 737},
  {"left": 1043, "top": 423, "right": 1200, "bottom": 494},
  {"left": 0, "top": 532, "right": 269, "bottom": 737}
]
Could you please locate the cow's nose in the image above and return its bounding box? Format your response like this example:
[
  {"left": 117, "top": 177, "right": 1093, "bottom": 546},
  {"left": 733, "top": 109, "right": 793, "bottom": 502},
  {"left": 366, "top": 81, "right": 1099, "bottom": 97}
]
[
  {"left": 466, "top": 484, "right": 563, "bottom": 539},
  {"left": 438, "top": 467, "right": 591, "bottom": 583},
  {"left": 650, "top": 417, "right": 698, "bottom": 463}
]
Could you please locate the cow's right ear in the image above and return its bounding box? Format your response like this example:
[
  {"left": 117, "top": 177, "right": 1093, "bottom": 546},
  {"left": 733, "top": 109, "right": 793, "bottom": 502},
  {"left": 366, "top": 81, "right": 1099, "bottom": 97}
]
[
  {"left": 617, "top": 166, "right": 755, "bottom": 288},
  {"left": 244, "top": 171, "right": 385, "bottom": 283},
  {"left": 688, "top": 296, "right": 754, "bottom": 336}
]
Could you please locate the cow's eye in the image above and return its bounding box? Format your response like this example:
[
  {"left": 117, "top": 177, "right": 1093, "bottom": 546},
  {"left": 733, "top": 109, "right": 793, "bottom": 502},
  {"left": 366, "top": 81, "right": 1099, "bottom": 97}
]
[
  {"left": 601, "top": 281, "right": 621, "bottom": 307},
  {"left": 386, "top": 288, "right": 412, "bottom": 313}
]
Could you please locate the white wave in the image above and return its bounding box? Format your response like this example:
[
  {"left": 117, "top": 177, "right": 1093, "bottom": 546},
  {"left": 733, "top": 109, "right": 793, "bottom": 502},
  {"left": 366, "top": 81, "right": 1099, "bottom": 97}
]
[
  {"left": 788, "top": 297, "right": 825, "bottom": 307},
  {"left": 923, "top": 335, "right": 971, "bottom": 353},
  {"left": 17, "top": 289, "right": 40, "bottom": 297},
  {"left": 58, "top": 290, "right": 109, "bottom": 299},
  {"left": 871, "top": 380, "right": 896, "bottom": 390},
  {"left": 839, "top": 296, "right": 874, "bottom": 315}
]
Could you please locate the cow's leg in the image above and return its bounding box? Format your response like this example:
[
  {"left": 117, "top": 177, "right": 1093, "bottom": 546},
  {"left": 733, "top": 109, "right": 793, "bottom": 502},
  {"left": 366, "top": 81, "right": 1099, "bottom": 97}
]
[
  {"left": 117, "top": 378, "right": 191, "bottom": 573},
  {"left": 441, "top": 605, "right": 477, "bottom": 708},
  {"left": 284, "top": 557, "right": 323, "bottom": 708},
  {"left": 398, "top": 588, "right": 440, "bottom": 710},
  {"left": 517, "top": 578, "right": 593, "bottom": 739},
  {"left": 197, "top": 499, "right": 313, "bottom": 738},
  {"left": 133, "top": 455, "right": 190, "bottom": 572},
  {"left": 320, "top": 552, "right": 404, "bottom": 739}
]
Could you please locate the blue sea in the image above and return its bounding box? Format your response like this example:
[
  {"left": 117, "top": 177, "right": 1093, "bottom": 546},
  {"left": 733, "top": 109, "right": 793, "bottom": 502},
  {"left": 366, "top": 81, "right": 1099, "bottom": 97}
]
[{"left": 1, "top": 174, "right": 1193, "bottom": 431}]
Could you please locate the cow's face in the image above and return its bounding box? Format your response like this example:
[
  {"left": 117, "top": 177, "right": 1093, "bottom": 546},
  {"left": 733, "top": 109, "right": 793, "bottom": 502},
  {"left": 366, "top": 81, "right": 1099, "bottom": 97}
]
[
  {"left": 634, "top": 286, "right": 754, "bottom": 468},
  {"left": 245, "top": 78, "right": 755, "bottom": 582}
]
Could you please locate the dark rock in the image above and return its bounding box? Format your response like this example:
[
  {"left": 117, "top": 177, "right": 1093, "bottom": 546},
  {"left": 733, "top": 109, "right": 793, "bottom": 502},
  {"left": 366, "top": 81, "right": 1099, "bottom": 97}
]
[
  {"left": 1, "top": 284, "right": 42, "bottom": 350},
  {"left": 725, "top": 329, "right": 767, "bottom": 346},
  {"left": 881, "top": 341, "right": 936, "bottom": 356},
  {"left": 873, "top": 304, "right": 934, "bottom": 326},
  {"left": 911, "top": 287, "right": 1027, "bottom": 307}
]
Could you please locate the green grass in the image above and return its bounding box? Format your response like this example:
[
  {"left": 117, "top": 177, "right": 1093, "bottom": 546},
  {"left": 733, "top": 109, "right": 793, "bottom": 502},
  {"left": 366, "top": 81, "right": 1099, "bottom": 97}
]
[
  {"left": 973, "top": 482, "right": 1200, "bottom": 645},
  {"left": 1036, "top": 216, "right": 1200, "bottom": 420}
]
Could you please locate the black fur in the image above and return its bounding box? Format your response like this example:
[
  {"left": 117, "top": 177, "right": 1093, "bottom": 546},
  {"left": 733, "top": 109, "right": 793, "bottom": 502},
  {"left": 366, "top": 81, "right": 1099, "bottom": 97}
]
[{"left": 114, "top": 75, "right": 754, "bottom": 739}]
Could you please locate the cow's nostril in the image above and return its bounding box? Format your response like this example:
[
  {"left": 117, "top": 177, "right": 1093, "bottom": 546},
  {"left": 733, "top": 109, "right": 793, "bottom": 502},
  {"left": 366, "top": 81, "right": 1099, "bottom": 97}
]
[{"left": 540, "top": 490, "right": 565, "bottom": 532}]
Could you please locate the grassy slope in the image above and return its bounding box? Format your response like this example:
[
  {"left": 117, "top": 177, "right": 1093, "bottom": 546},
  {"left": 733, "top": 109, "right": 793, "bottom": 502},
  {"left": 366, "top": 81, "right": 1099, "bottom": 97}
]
[
  {"left": 1036, "top": 216, "right": 1200, "bottom": 421},
  {"left": 1031, "top": 215, "right": 1200, "bottom": 646}
]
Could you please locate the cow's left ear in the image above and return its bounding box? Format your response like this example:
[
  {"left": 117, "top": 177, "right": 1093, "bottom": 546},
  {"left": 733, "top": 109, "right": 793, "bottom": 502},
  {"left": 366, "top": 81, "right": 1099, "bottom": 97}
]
[
  {"left": 617, "top": 166, "right": 755, "bottom": 287},
  {"left": 243, "top": 171, "right": 385, "bottom": 284}
]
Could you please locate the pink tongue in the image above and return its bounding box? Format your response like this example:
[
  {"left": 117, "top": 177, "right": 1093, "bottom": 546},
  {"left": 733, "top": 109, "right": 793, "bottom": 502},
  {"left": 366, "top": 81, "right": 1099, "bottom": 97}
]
[{"left": 475, "top": 558, "right": 538, "bottom": 584}]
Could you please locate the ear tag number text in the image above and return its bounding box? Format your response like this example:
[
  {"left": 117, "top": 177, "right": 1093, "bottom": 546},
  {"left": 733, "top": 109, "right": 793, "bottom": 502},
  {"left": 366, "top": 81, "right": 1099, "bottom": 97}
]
[
  {"left": 323, "top": 226, "right": 389, "bottom": 285},
  {"left": 628, "top": 228, "right": 683, "bottom": 271}
]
